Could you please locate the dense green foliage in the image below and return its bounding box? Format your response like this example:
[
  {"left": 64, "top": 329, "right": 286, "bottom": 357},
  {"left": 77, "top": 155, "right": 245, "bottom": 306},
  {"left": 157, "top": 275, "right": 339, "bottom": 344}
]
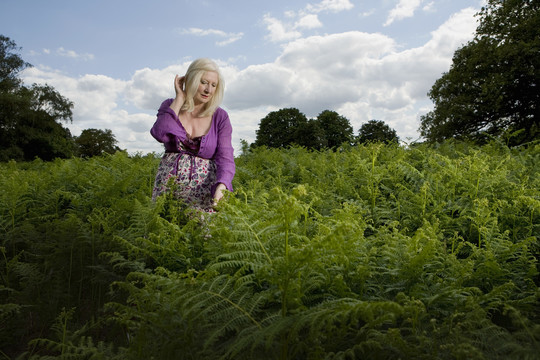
[
  {"left": 1, "top": 141, "right": 539, "bottom": 359},
  {"left": 420, "top": 0, "right": 540, "bottom": 145}
]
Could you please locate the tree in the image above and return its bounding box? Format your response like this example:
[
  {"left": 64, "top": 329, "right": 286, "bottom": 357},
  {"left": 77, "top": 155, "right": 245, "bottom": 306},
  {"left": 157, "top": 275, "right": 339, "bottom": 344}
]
[
  {"left": 253, "top": 108, "right": 308, "bottom": 148},
  {"left": 419, "top": 0, "right": 540, "bottom": 145},
  {"left": 357, "top": 120, "right": 399, "bottom": 144},
  {"left": 0, "top": 35, "right": 75, "bottom": 161},
  {"left": 75, "top": 128, "right": 121, "bottom": 157},
  {"left": 295, "top": 119, "right": 327, "bottom": 150},
  {"left": 0, "top": 35, "right": 29, "bottom": 92},
  {"left": 315, "top": 110, "right": 354, "bottom": 149}
]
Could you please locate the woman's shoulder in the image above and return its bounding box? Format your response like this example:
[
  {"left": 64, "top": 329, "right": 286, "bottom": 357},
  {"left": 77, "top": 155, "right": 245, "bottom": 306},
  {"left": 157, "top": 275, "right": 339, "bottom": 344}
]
[
  {"left": 214, "top": 107, "right": 229, "bottom": 117},
  {"left": 212, "top": 107, "right": 230, "bottom": 123}
]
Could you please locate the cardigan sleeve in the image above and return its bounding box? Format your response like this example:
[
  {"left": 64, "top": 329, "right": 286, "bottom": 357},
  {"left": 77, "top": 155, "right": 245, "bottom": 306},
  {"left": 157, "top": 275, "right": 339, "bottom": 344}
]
[
  {"left": 212, "top": 110, "right": 235, "bottom": 193},
  {"left": 150, "top": 99, "right": 184, "bottom": 145}
]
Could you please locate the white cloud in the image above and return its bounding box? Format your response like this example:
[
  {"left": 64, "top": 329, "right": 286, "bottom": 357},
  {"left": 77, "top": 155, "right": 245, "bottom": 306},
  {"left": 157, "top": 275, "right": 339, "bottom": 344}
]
[
  {"left": 56, "top": 47, "right": 94, "bottom": 61},
  {"left": 384, "top": 0, "right": 422, "bottom": 26},
  {"left": 125, "top": 64, "right": 189, "bottom": 110},
  {"left": 263, "top": 14, "right": 302, "bottom": 42},
  {"left": 227, "top": 31, "right": 398, "bottom": 113},
  {"left": 360, "top": 9, "right": 376, "bottom": 17},
  {"left": 31, "top": 47, "right": 94, "bottom": 61},
  {"left": 423, "top": 1, "right": 435, "bottom": 12},
  {"left": 264, "top": 0, "right": 353, "bottom": 43},
  {"left": 306, "top": 0, "right": 354, "bottom": 13},
  {"left": 179, "top": 27, "right": 244, "bottom": 46},
  {"left": 295, "top": 14, "right": 323, "bottom": 30}
]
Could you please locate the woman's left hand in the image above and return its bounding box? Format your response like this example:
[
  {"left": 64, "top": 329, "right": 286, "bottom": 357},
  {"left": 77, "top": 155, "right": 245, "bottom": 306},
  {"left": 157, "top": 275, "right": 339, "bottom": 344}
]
[{"left": 213, "top": 183, "right": 227, "bottom": 204}]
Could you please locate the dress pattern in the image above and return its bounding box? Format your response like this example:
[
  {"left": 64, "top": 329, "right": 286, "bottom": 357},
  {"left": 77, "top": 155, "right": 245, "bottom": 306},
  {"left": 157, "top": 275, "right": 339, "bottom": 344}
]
[{"left": 152, "top": 136, "right": 217, "bottom": 213}]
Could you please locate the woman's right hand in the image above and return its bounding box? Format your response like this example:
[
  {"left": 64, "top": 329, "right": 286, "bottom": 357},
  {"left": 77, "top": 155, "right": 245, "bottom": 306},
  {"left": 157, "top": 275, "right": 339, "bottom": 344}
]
[
  {"left": 170, "top": 75, "right": 186, "bottom": 115},
  {"left": 174, "top": 75, "right": 186, "bottom": 102}
]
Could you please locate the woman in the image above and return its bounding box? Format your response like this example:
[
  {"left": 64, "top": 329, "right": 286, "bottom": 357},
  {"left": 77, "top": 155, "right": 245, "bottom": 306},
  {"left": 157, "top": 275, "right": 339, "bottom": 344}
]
[{"left": 150, "top": 58, "right": 235, "bottom": 212}]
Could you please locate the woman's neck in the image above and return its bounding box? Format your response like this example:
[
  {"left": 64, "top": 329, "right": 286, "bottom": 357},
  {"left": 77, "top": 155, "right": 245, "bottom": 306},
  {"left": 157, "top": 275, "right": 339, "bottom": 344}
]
[{"left": 191, "top": 106, "right": 205, "bottom": 118}]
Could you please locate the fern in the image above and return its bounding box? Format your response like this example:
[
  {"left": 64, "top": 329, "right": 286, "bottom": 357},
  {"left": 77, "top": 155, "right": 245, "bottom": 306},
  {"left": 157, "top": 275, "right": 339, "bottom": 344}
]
[{"left": 1, "top": 143, "right": 539, "bottom": 359}]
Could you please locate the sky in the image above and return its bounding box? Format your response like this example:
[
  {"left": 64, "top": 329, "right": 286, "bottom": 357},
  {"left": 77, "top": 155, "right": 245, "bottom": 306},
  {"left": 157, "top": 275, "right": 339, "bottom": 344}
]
[{"left": 1, "top": 0, "right": 484, "bottom": 155}]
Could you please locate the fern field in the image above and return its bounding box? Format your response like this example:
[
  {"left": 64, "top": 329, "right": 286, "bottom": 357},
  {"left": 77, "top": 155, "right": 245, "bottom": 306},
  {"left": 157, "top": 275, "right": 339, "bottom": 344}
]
[{"left": 1, "top": 142, "right": 539, "bottom": 359}]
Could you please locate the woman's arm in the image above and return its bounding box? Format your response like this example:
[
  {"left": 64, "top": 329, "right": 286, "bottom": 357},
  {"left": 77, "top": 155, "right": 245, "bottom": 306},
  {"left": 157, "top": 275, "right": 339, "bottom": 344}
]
[
  {"left": 149, "top": 99, "right": 182, "bottom": 143},
  {"left": 212, "top": 110, "right": 235, "bottom": 198},
  {"left": 150, "top": 75, "right": 185, "bottom": 143}
]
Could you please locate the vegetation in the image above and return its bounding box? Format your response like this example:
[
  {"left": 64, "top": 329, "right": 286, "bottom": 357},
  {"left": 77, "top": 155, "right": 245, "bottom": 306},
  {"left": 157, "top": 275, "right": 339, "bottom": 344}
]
[
  {"left": 420, "top": 0, "right": 540, "bottom": 145},
  {"left": 1, "top": 2, "right": 539, "bottom": 356},
  {"left": 1, "top": 141, "right": 539, "bottom": 359}
]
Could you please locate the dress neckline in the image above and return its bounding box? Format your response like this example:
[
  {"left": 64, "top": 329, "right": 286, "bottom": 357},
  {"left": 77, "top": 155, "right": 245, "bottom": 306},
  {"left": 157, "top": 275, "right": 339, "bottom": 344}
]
[{"left": 178, "top": 110, "right": 215, "bottom": 139}]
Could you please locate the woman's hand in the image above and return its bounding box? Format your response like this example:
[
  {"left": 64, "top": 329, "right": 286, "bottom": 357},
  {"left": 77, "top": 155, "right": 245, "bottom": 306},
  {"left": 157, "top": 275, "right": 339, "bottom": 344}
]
[
  {"left": 213, "top": 183, "right": 227, "bottom": 204},
  {"left": 174, "top": 75, "right": 186, "bottom": 100},
  {"left": 170, "top": 75, "right": 186, "bottom": 115}
]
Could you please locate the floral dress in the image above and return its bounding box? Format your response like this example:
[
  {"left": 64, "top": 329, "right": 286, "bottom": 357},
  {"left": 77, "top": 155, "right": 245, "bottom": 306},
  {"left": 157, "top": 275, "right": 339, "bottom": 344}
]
[{"left": 152, "top": 136, "right": 217, "bottom": 213}]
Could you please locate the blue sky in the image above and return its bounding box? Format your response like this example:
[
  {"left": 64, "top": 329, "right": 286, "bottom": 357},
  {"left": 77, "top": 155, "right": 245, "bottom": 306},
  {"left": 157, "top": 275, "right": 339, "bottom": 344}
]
[{"left": 1, "top": 0, "right": 483, "bottom": 154}]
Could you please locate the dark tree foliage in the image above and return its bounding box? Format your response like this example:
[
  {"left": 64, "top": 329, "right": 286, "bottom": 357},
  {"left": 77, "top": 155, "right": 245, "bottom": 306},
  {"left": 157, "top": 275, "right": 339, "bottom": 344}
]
[
  {"left": 357, "top": 119, "right": 399, "bottom": 144},
  {"left": 295, "top": 119, "right": 327, "bottom": 150},
  {"left": 75, "top": 128, "right": 121, "bottom": 157},
  {"left": 253, "top": 108, "right": 308, "bottom": 148},
  {"left": 0, "top": 35, "right": 29, "bottom": 92},
  {"left": 419, "top": 0, "right": 540, "bottom": 145},
  {"left": 253, "top": 108, "right": 354, "bottom": 150},
  {"left": 0, "top": 35, "right": 75, "bottom": 161},
  {"left": 315, "top": 110, "right": 354, "bottom": 149}
]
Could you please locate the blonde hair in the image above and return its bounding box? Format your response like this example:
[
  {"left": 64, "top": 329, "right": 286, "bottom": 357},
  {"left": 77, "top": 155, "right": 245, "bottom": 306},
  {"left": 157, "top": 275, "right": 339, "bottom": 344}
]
[{"left": 181, "top": 58, "right": 224, "bottom": 117}]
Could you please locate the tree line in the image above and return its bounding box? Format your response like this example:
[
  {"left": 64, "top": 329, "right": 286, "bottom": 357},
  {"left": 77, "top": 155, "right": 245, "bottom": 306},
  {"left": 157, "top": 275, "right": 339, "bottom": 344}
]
[
  {"left": 1, "top": 0, "right": 538, "bottom": 161},
  {"left": 251, "top": 107, "right": 398, "bottom": 150},
  {"left": 0, "top": 35, "right": 120, "bottom": 161}
]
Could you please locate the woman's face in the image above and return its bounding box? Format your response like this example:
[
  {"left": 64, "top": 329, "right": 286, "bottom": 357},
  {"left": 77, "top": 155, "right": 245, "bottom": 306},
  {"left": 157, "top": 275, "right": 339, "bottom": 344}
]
[{"left": 194, "top": 71, "right": 218, "bottom": 105}]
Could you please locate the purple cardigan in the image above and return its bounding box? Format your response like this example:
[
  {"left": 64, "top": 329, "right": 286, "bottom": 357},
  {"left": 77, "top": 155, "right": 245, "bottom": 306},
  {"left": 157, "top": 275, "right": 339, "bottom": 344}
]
[{"left": 150, "top": 99, "right": 235, "bottom": 192}]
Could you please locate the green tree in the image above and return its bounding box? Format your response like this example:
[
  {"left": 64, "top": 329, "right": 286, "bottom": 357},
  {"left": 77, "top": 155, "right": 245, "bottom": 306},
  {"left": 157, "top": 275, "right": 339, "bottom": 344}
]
[
  {"left": 0, "top": 35, "right": 74, "bottom": 161},
  {"left": 357, "top": 120, "right": 399, "bottom": 144},
  {"left": 75, "top": 128, "right": 121, "bottom": 157},
  {"left": 295, "top": 119, "right": 327, "bottom": 150},
  {"left": 0, "top": 35, "right": 29, "bottom": 92},
  {"left": 253, "top": 108, "right": 308, "bottom": 148},
  {"left": 315, "top": 110, "right": 353, "bottom": 149},
  {"left": 419, "top": 0, "right": 540, "bottom": 145}
]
